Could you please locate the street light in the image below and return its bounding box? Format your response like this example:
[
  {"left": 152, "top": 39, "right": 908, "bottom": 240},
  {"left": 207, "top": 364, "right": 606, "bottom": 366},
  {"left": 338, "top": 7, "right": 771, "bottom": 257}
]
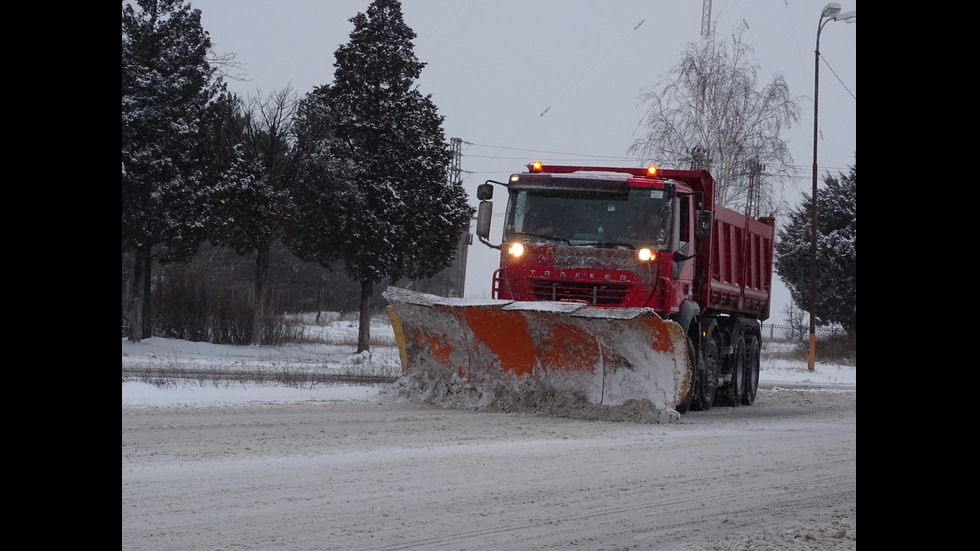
[{"left": 809, "top": 3, "right": 856, "bottom": 371}]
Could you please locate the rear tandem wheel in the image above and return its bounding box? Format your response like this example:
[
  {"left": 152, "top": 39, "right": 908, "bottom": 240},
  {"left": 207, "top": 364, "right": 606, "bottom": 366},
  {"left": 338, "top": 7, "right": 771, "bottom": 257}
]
[
  {"left": 716, "top": 335, "right": 745, "bottom": 407},
  {"left": 741, "top": 336, "right": 761, "bottom": 405}
]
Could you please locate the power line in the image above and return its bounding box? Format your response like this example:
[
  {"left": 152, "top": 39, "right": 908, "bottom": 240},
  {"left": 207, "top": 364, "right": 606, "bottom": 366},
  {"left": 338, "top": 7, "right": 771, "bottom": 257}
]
[
  {"left": 462, "top": 140, "right": 848, "bottom": 176},
  {"left": 820, "top": 55, "right": 856, "bottom": 100}
]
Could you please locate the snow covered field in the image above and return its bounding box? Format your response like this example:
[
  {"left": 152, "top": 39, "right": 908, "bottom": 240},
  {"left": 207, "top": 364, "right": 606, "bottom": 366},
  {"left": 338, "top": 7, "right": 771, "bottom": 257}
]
[{"left": 123, "top": 316, "right": 855, "bottom": 550}]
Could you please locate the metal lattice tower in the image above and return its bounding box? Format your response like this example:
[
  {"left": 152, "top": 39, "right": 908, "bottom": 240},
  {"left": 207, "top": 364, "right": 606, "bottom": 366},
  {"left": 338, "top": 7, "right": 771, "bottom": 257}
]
[
  {"left": 446, "top": 137, "right": 468, "bottom": 297},
  {"left": 448, "top": 137, "right": 462, "bottom": 185},
  {"left": 701, "top": 0, "right": 711, "bottom": 37}
]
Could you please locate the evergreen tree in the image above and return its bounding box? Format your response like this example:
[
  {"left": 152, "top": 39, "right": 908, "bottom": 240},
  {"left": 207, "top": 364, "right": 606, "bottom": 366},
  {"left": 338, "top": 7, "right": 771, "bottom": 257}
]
[
  {"left": 288, "top": 84, "right": 342, "bottom": 265},
  {"left": 774, "top": 155, "right": 856, "bottom": 341},
  {"left": 122, "top": 0, "right": 226, "bottom": 342},
  {"left": 296, "top": 0, "right": 473, "bottom": 352}
]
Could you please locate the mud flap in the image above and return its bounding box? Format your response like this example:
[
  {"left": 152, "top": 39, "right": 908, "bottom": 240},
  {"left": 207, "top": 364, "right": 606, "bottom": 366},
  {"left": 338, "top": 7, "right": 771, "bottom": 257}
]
[{"left": 383, "top": 286, "right": 693, "bottom": 412}]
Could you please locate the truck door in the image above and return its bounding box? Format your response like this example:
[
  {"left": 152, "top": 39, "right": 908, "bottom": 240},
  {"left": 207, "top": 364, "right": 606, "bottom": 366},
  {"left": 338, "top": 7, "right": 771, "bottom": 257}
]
[{"left": 673, "top": 194, "right": 696, "bottom": 283}]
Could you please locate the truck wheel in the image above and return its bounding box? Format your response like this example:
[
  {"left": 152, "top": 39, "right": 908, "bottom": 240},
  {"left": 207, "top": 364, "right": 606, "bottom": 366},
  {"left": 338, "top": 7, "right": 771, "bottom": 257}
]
[
  {"left": 692, "top": 328, "right": 720, "bottom": 411},
  {"left": 716, "top": 336, "right": 745, "bottom": 407},
  {"left": 741, "top": 336, "right": 760, "bottom": 405},
  {"left": 674, "top": 335, "right": 697, "bottom": 414}
]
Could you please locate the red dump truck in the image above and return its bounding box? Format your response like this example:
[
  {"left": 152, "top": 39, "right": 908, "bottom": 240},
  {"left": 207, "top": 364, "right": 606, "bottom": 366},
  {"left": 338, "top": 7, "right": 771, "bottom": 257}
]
[{"left": 384, "top": 162, "right": 775, "bottom": 413}]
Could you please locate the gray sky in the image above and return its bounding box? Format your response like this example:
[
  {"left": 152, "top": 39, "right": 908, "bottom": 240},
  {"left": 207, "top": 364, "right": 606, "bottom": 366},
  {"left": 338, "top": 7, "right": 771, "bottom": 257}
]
[{"left": 195, "top": 0, "right": 856, "bottom": 321}]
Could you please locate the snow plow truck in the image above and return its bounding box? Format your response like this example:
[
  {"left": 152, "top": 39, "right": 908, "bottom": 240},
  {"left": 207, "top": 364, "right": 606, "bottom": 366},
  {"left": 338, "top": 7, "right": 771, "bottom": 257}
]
[{"left": 383, "top": 162, "right": 775, "bottom": 413}]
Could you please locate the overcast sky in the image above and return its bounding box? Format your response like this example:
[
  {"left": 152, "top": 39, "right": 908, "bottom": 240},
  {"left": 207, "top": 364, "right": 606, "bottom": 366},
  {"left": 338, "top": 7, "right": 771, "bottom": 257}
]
[{"left": 194, "top": 0, "right": 856, "bottom": 319}]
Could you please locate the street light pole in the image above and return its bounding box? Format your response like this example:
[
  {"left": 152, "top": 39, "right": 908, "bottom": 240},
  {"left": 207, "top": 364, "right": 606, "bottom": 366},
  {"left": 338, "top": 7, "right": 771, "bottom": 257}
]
[{"left": 809, "top": 3, "right": 855, "bottom": 371}]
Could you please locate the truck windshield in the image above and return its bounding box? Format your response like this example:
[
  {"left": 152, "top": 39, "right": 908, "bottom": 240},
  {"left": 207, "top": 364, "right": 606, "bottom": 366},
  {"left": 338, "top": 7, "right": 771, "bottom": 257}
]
[{"left": 504, "top": 188, "right": 672, "bottom": 248}]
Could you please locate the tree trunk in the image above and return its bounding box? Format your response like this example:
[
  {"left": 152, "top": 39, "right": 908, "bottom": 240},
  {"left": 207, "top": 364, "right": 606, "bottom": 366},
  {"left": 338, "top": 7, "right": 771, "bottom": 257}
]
[
  {"left": 357, "top": 280, "right": 373, "bottom": 354},
  {"left": 250, "top": 245, "right": 270, "bottom": 346},
  {"left": 315, "top": 285, "right": 322, "bottom": 323},
  {"left": 141, "top": 251, "right": 153, "bottom": 339},
  {"left": 127, "top": 246, "right": 147, "bottom": 343}
]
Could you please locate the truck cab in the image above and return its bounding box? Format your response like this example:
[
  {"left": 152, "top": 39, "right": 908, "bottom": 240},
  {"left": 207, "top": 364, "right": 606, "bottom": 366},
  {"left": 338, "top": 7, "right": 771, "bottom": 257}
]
[{"left": 476, "top": 163, "right": 708, "bottom": 315}]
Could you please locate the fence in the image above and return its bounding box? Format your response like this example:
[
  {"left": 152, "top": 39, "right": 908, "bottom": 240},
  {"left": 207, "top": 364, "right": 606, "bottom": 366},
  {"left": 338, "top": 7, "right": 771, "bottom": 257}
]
[{"left": 761, "top": 323, "right": 841, "bottom": 341}]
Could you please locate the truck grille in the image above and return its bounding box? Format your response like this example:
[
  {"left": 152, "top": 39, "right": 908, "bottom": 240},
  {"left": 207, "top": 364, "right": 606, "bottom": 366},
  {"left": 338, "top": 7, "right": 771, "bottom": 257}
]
[{"left": 528, "top": 280, "right": 629, "bottom": 306}]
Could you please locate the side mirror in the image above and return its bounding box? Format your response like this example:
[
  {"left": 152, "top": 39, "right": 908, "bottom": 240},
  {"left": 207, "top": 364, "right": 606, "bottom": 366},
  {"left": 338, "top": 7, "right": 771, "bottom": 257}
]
[
  {"left": 477, "top": 183, "right": 494, "bottom": 201},
  {"left": 476, "top": 201, "right": 493, "bottom": 240},
  {"left": 695, "top": 210, "right": 712, "bottom": 239}
]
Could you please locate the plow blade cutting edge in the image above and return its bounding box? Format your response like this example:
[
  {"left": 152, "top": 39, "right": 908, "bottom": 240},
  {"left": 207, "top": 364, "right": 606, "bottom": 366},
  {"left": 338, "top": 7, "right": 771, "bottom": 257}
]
[{"left": 383, "top": 286, "right": 693, "bottom": 412}]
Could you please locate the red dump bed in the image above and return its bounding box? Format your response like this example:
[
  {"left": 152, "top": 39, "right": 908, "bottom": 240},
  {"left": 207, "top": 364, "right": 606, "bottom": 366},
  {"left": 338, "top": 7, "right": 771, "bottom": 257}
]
[{"left": 701, "top": 205, "right": 775, "bottom": 320}]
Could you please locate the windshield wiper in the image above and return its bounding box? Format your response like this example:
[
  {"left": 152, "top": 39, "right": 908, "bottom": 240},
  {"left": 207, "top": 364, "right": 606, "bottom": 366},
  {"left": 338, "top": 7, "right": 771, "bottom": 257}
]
[{"left": 518, "top": 232, "right": 571, "bottom": 245}]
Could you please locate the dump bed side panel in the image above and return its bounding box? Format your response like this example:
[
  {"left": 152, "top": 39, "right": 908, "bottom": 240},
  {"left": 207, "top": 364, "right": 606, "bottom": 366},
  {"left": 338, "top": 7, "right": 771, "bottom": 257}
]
[{"left": 702, "top": 205, "right": 775, "bottom": 320}]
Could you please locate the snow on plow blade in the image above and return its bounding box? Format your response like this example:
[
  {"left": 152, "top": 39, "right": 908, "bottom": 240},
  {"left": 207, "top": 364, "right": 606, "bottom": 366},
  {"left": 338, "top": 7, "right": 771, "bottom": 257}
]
[{"left": 383, "top": 286, "right": 693, "bottom": 412}]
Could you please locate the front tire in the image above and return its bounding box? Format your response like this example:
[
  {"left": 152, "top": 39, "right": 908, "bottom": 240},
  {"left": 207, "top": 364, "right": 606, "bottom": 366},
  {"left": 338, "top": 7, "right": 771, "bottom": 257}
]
[{"left": 692, "top": 326, "right": 720, "bottom": 411}]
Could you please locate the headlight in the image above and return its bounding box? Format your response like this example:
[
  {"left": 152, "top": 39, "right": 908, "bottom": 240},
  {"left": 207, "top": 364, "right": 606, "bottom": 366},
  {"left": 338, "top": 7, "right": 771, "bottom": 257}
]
[
  {"left": 508, "top": 242, "right": 525, "bottom": 257},
  {"left": 637, "top": 248, "right": 655, "bottom": 261}
]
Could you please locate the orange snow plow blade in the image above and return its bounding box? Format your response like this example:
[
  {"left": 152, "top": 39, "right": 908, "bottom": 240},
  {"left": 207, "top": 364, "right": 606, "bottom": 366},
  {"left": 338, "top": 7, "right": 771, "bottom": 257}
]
[{"left": 383, "top": 286, "right": 693, "bottom": 412}]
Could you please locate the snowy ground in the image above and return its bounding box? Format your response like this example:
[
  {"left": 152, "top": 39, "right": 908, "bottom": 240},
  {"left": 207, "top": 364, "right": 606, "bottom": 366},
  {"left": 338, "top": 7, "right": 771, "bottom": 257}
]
[
  {"left": 121, "top": 315, "right": 855, "bottom": 408},
  {"left": 122, "top": 316, "right": 856, "bottom": 550}
]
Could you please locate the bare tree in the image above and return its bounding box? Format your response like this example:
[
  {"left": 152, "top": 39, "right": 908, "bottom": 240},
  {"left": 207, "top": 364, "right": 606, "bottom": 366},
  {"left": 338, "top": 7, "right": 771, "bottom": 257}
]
[
  {"left": 211, "top": 87, "right": 300, "bottom": 345},
  {"left": 781, "top": 302, "right": 807, "bottom": 344},
  {"left": 629, "top": 26, "right": 802, "bottom": 214},
  {"left": 207, "top": 49, "right": 248, "bottom": 85}
]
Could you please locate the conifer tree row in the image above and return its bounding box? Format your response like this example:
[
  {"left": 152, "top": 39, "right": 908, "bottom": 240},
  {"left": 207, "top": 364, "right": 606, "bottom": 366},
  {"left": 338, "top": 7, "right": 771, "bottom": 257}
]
[{"left": 122, "top": 0, "right": 472, "bottom": 349}]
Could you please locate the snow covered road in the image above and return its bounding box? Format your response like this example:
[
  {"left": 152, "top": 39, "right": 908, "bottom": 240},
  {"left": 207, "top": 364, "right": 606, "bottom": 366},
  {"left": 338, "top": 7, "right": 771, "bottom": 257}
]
[{"left": 122, "top": 387, "right": 855, "bottom": 550}]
